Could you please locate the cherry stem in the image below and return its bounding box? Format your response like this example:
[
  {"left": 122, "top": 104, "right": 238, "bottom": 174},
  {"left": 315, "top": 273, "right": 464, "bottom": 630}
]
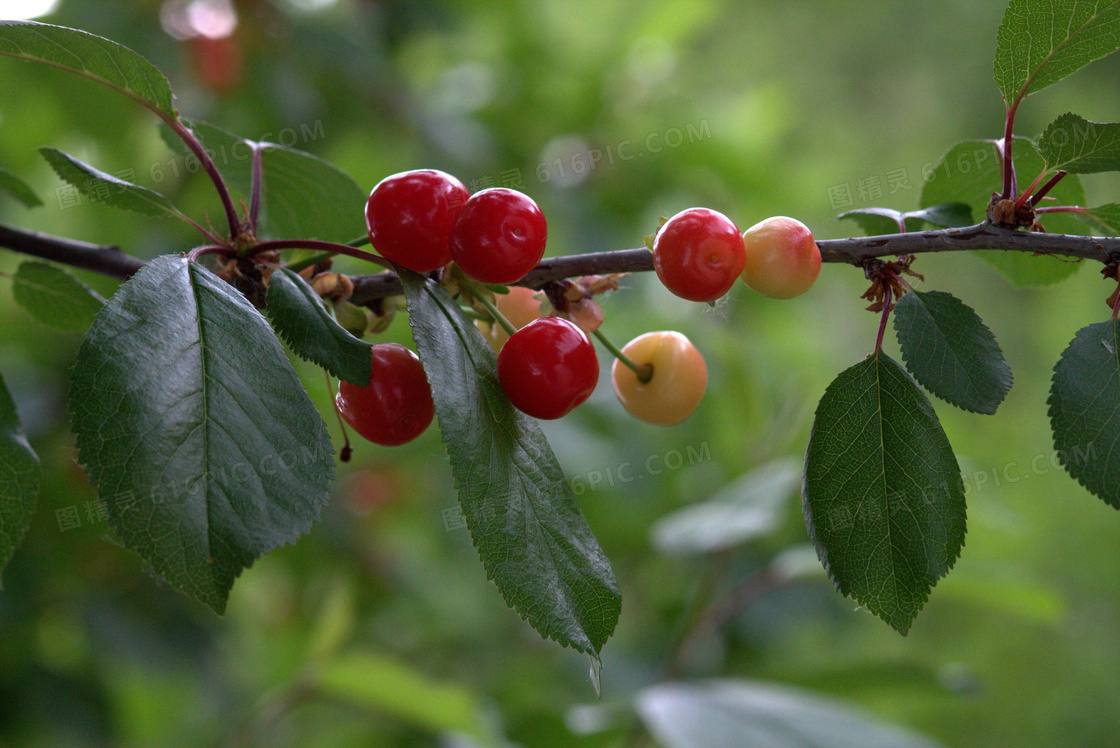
[
  {"left": 1029, "top": 170, "right": 1068, "bottom": 206},
  {"left": 164, "top": 119, "right": 243, "bottom": 241},
  {"left": 468, "top": 284, "right": 518, "bottom": 337},
  {"left": 185, "top": 244, "right": 235, "bottom": 263},
  {"left": 1016, "top": 169, "right": 1048, "bottom": 208},
  {"left": 874, "top": 284, "right": 894, "bottom": 353},
  {"left": 250, "top": 239, "right": 391, "bottom": 269},
  {"left": 283, "top": 235, "right": 370, "bottom": 274},
  {"left": 593, "top": 328, "right": 653, "bottom": 384},
  {"left": 324, "top": 369, "right": 353, "bottom": 463},
  {"left": 249, "top": 145, "right": 263, "bottom": 232},
  {"left": 1000, "top": 103, "right": 1019, "bottom": 200}
]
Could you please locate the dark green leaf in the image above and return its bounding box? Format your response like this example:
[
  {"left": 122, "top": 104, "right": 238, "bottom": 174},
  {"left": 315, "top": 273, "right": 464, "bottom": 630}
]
[
  {"left": 636, "top": 680, "right": 944, "bottom": 748},
  {"left": 1080, "top": 202, "right": 1120, "bottom": 234},
  {"left": 265, "top": 268, "right": 372, "bottom": 386},
  {"left": 994, "top": 0, "right": 1120, "bottom": 106},
  {"left": 68, "top": 256, "right": 334, "bottom": 613},
  {"left": 1048, "top": 319, "right": 1120, "bottom": 508},
  {"left": 0, "top": 166, "right": 41, "bottom": 208},
  {"left": 803, "top": 351, "right": 966, "bottom": 634},
  {"left": 1038, "top": 113, "right": 1120, "bottom": 173},
  {"left": 650, "top": 457, "right": 800, "bottom": 556},
  {"left": 12, "top": 261, "right": 105, "bottom": 332},
  {"left": 0, "top": 371, "right": 40, "bottom": 589},
  {"left": 893, "top": 290, "right": 1012, "bottom": 414},
  {"left": 0, "top": 21, "right": 177, "bottom": 119},
  {"left": 39, "top": 148, "right": 189, "bottom": 220},
  {"left": 920, "top": 138, "right": 1086, "bottom": 286},
  {"left": 165, "top": 120, "right": 366, "bottom": 243},
  {"left": 398, "top": 269, "right": 620, "bottom": 658}
]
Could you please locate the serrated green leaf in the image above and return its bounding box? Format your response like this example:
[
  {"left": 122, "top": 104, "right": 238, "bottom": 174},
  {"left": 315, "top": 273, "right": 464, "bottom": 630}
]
[
  {"left": 164, "top": 120, "right": 365, "bottom": 243},
  {"left": 1080, "top": 202, "right": 1120, "bottom": 233},
  {"left": 893, "top": 290, "right": 1012, "bottom": 415},
  {"left": 0, "top": 371, "right": 40, "bottom": 589},
  {"left": 313, "top": 650, "right": 488, "bottom": 740},
  {"left": 0, "top": 21, "right": 177, "bottom": 119},
  {"left": 994, "top": 0, "right": 1120, "bottom": 106},
  {"left": 265, "top": 268, "right": 372, "bottom": 386},
  {"left": 39, "top": 148, "right": 189, "bottom": 220},
  {"left": 68, "top": 255, "right": 334, "bottom": 613},
  {"left": 650, "top": 457, "right": 800, "bottom": 556},
  {"left": 0, "top": 167, "right": 42, "bottom": 208},
  {"left": 636, "top": 680, "right": 944, "bottom": 748},
  {"left": 1038, "top": 113, "right": 1120, "bottom": 173},
  {"left": 12, "top": 261, "right": 105, "bottom": 332},
  {"left": 920, "top": 138, "right": 1086, "bottom": 286},
  {"left": 398, "top": 269, "right": 620, "bottom": 657},
  {"left": 803, "top": 351, "right": 966, "bottom": 634},
  {"left": 1048, "top": 319, "right": 1120, "bottom": 508}
]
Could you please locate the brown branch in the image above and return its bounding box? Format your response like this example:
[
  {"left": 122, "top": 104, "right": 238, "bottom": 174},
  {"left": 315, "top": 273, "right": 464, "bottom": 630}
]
[
  {"left": 0, "top": 223, "right": 143, "bottom": 278},
  {"left": 4, "top": 220, "right": 1120, "bottom": 301}
]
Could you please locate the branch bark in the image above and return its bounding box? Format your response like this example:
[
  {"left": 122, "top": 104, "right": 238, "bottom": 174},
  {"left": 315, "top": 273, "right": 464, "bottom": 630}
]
[
  {"left": 3, "top": 220, "right": 1119, "bottom": 302},
  {"left": 0, "top": 223, "right": 144, "bottom": 278}
]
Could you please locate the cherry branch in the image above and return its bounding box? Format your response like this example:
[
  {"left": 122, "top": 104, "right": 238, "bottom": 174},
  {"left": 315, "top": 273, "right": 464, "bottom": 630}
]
[{"left": 3, "top": 220, "right": 1120, "bottom": 300}]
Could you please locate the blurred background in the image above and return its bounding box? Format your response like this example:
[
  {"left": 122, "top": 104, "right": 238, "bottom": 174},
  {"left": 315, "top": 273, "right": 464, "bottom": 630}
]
[{"left": 2, "top": 0, "right": 1120, "bottom": 745}]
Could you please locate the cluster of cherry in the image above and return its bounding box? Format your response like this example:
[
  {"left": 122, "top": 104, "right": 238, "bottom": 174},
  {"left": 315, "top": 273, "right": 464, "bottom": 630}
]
[{"left": 333, "top": 169, "right": 822, "bottom": 447}]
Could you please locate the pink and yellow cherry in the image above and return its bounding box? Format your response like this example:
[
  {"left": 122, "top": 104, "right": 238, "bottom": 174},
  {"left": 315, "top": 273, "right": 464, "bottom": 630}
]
[
  {"left": 336, "top": 344, "right": 435, "bottom": 446},
  {"left": 611, "top": 331, "right": 707, "bottom": 426},
  {"left": 652, "top": 207, "right": 747, "bottom": 302},
  {"left": 739, "top": 216, "right": 821, "bottom": 299}
]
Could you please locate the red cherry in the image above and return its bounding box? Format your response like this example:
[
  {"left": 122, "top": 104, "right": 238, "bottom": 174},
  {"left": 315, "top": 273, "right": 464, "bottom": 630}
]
[
  {"left": 336, "top": 344, "right": 435, "bottom": 446},
  {"left": 365, "top": 169, "right": 470, "bottom": 274},
  {"left": 449, "top": 188, "right": 547, "bottom": 284},
  {"left": 497, "top": 317, "right": 599, "bottom": 419},
  {"left": 652, "top": 207, "right": 747, "bottom": 302}
]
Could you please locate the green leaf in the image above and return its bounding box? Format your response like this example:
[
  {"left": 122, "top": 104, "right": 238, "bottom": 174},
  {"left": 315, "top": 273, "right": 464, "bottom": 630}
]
[
  {"left": 635, "top": 680, "right": 944, "bottom": 748},
  {"left": 166, "top": 120, "right": 366, "bottom": 243},
  {"left": 313, "top": 649, "right": 489, "bottom": 740},
  {"left": 1080, "top": 202, "right": 1120, "bottom": 234},
  {"left": 12, "top": 261, "right": 106, "bottom": 332},
  {"left": 650, "top": 457, "right": 800, "bottom": 556},
  {"left": 1048, "top": 319, "right": 1120, "bottom": 508},
  {"left": 803, "top": 351, "right": 966, "bottom": 634},
  {"left": 398, "top": 269, "right": 621, "bottom": 658},
  {"left": 837, "top": 208, "right": 904, "bottom": 236},
  {"left": 893, "top": 290, "right": 1013, "bottom": 415},
  {"left": 68, "top": 256, "right": 334, "bottom": 613},
  {"left": 0, "top": 21, "right": 178, "bottom": 119},
  {"left": 0, "top": 166, "right": 42, "bottom": 208},
  {"left": 837, "top": 204, "right": 973, "bottom": 236},
  {"left": 1038, "top": 113, "right": 1120, "bottom": 173},
  {"left": 0, "top": 371, "right": 40, "bottom": 589},
  {"left": 994, "top": 0, "right": 1120, "bottom": 106},
  {"left": 908, "top": 202, "right": 973, "bottom": 228},
  {"left": 265, "top": 268, "right": 372, "bottom": 386},
  {"left": 39, "top": 148, "right": 189, "bottom": 220},
  {"left": 920, "top": 138, "right": 1086, "bottom": 286}
]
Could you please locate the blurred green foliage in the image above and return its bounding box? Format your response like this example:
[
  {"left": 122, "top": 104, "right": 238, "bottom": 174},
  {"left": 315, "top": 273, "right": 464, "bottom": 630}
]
[{"left": 2, "top": 0, "right": 1120, "bottom": 745}]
